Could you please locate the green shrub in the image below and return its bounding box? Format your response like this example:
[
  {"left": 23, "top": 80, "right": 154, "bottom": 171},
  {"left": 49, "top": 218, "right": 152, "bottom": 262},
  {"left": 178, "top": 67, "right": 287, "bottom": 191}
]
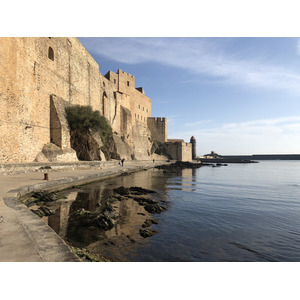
[
  {"left": 66, "top": 105, "right": 106, "bottom": 130},
  {"left": 65, "top": 105, "right": 113, "bottom": 141},
  {"left": 66, "top": 105, "right": 118, "bottom": 160}
]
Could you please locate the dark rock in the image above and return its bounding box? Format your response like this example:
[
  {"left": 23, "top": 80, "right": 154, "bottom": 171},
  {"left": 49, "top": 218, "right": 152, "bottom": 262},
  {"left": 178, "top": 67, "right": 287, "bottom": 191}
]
[
  {"left": 31, "top": 206, "right": 53, "bottom": 217},
  {"left": 129, "top": 186, "right": 156, "bottom": 195},
  {"left": 142, "top": 218, "right": 158, "bottom": 228},
  {"left": 31, "top": 191, "right": 59, "bottom": 202},
  {"left": 144, "top": 204, "right": 167, "bottom": 213},
  {"left": 74, "top": 208, "right": 117, "bottom": 230},
  {"left": 156, "top": 161, "right": 202, "bottom": 171},
  {"left": 113, "top": 186, "right": 156, "bottom": 196},
  {"left": 139, "top": 229, "right": 157, "bottom": 238},
  {"left": 113, "top": 186, "right": 130, "bottom": 196},
  {"left": 39, "top": 206, "right": 53, "bottom": 216},
  {"left": 90, "top": 214, "right": 116, "bottom": 230},
  {"left": 132, "top": 197, "right": 158, "bottom": 206}
]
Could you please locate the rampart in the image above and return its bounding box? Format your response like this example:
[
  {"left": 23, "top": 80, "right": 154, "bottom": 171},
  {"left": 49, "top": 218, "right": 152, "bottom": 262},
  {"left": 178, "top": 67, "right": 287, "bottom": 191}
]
[
  {"left": 0, "top": 38, "right": 155, "bottom": 163},
  {"left": 163, "top": 141, "right": 192, "bottom": 161},
  {"left": 147, "top": 117, "right": 167, "bottom": 143},
  {"left": 0, "top": 37, "right": 194, "bottom": 163}
]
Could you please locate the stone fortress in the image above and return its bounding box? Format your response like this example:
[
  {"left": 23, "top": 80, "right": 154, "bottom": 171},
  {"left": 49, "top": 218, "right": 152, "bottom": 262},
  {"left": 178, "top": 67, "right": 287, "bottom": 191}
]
[{"left": 0, "top": 37, "right": 196, "bottom": 163}]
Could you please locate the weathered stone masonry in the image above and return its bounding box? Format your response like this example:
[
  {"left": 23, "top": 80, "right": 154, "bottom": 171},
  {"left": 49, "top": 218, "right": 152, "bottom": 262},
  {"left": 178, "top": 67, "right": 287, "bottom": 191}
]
[{"left": 0, "top": 37, "right": 194, "bottom": 163}]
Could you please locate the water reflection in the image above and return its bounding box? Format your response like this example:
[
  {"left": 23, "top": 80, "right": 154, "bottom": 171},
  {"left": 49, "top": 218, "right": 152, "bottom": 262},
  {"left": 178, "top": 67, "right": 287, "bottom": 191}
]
[
  {"left": 45, "top": 169, "right": 173, "bottom": 261},
  {"left": 43, "top": 162, "right": 300, "bottom": 261},
  {"left": 167, "top": 168, "right": 198, "bottom": 192}
]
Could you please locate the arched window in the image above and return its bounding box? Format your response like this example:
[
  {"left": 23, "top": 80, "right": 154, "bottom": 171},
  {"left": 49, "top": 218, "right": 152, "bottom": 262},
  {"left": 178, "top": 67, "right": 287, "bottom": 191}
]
[{"left": 48, "top": 47, "right": 54, "bottom": 61}]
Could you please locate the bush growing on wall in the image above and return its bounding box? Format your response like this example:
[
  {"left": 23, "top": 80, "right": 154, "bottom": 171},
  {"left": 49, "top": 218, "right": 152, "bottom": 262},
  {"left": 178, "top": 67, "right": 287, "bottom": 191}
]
[
  {"left": 66, "top": 105, "right": 112, "bottom": 139},
  {"left": 65, "top": 105, "right": 118, "bottom": 160},
  {"left": 66, "top": 105, "right": 106, "bottom": 130}
]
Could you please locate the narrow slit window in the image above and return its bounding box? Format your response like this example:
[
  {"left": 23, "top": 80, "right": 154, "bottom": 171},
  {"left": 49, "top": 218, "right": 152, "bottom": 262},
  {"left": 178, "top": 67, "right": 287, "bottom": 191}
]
[
  {"left": 48, "top": 47, "right": 54, "bottom": 61},
  {"left": 127, "top": 81, "right": 130, "bottom": 86}
]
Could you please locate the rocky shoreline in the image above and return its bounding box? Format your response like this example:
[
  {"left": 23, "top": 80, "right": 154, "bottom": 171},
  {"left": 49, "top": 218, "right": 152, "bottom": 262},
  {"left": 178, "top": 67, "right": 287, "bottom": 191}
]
[
  {"left": 21, "top": 185, "right": 168, "bottom": 262},
  {"left": 19, "top": 160, "right": 234, "bottom": 261}
]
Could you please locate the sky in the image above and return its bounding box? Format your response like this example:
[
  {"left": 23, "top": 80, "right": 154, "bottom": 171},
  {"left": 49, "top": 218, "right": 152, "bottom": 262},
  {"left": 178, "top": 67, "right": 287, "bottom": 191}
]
[{"left": 78, "top": 37, "right": 300, "bottom": 156}]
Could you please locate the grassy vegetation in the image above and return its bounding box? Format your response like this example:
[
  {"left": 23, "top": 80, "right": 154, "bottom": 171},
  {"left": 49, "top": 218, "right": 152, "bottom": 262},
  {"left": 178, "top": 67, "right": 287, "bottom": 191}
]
[
  {"left": 65, "top": 105, "right": 113, "bottom": 141},
  {"left": 65, "top": 105, "right": 117, "bottom": 159}
]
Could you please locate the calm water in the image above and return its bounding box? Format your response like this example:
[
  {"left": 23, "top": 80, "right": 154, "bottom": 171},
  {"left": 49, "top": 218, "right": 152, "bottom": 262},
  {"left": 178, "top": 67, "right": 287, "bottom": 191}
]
[{"left": 47, "top": 161, "right": 300, "bottom": 261}]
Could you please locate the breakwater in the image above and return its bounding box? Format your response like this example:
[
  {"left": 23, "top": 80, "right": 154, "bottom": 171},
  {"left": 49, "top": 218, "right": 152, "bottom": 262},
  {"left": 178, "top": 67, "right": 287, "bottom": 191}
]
[{"left": 222, "top": 154, "right": 300, "bottom": 160}]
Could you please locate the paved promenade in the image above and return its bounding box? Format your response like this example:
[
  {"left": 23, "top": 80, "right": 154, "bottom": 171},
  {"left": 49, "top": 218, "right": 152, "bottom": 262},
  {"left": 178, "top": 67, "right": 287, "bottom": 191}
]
[{"left": 0, "top": 160, "right": 166, "bottom": 262}]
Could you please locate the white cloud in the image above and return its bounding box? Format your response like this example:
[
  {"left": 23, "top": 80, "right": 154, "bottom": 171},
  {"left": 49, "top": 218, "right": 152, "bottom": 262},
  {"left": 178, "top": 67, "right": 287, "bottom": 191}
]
[
  {"left": 80, "top": 37, "right": 300, "bottom": 96},
  {"left": 169, "top": 115, "right": 300, "bottom": 155}
]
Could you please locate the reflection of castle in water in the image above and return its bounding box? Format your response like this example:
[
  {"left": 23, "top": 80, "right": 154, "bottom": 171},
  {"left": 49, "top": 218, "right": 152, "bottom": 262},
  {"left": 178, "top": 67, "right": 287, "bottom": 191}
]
[
  {"left": 46, "top": 168, "right": 199, "bottom": 256},
  {"left": 172, "top": 168, "right": 197, "bottom": 192},
  {"left": 46, "top": 169, "right": 171, "bottom": 250}
]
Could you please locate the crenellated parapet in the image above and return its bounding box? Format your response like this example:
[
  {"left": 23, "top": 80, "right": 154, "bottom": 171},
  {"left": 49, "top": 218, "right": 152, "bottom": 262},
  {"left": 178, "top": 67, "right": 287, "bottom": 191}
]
[{"left": 147, "top": 117, "right": 167, "bottom": 143}]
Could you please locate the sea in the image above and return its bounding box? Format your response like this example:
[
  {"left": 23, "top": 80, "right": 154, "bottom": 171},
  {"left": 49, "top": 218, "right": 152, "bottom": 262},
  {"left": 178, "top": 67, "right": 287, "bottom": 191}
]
[{"left": 46, "top": 160, "right": 300, "bottom": 262}]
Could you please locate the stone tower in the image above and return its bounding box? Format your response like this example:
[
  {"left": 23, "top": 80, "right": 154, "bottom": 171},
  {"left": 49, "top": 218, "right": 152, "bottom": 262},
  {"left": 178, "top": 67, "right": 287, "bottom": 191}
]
[{"left": 190, "top": 136, "right": 197, "bottom": 160}]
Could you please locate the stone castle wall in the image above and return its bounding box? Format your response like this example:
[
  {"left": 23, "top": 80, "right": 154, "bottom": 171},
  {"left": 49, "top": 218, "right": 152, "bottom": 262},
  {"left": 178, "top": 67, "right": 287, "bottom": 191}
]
[
  {"left": 0, "top": 37, "right": 192, "bottom": 163},
  {"left": 0, "top": 37, "right": 157, "bottom": 163},
  {"left": 0, "top": 37, "right": 101, "bottom": 162},
  {"left": 163, "top": 142, "right": 192, "bottom": 161},
  {"left": 147, "top": 117, "right": 167, "bottom": 143}
]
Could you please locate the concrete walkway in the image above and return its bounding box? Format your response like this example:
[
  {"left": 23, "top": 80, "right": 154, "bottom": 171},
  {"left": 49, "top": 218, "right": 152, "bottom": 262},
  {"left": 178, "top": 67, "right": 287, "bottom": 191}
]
[{"left": 0, "top": 161, "right": 166, "bottom": 262}]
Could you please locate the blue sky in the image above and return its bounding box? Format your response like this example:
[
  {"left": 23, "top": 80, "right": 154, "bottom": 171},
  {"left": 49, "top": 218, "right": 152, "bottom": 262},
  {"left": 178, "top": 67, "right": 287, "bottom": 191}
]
[{"left": 78, "top": 37, "right": 300, "bottom": 156}]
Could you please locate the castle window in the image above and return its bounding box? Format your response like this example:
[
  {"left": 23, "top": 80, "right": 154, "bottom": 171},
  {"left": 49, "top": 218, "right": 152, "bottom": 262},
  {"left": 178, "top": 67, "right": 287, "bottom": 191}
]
[
  {"left": 48, "top": 47, "right": 54, "bottom": 61},
  {"left": 143, "top": 107, "right": 144, "bottom": 111},
  {"left": 127, "top": 81, "right": 130, "bottom": 86},
  {"left": 114, "top": 79, "right": 116, "bottom": 84},
  {"left": 138, "top": 114, "right": 139, "bottom": 119},
  {"left": 138, "top": 105, "right": 140, "bottom": 109},
  {"left": 135, "top": 113, "right": 136, "bottom": 118},
  {"left": 146, "top": 109, "right": 148, "bottom": 113},
  {"left": 114, "top": 92, "right": 117, "bottom": 99}
]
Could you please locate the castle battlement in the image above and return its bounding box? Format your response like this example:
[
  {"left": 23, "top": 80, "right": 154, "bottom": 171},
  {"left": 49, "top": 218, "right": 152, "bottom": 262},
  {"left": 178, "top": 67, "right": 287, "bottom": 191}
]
[
  {"left": 148, "top": 117, "right": 167, "bottom": 123},
  {"left": 0, "top": 37, "right": 193, "bottom": 163},
  {"left": 147, "top": 117, "right": 167, "bottom": 143},
  {"left": 118, "top": 69, "right": 135, "bottom": 78}
]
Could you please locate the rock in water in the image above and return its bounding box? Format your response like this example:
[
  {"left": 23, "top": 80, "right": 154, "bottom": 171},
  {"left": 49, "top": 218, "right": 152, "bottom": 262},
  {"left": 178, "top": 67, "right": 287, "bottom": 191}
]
[{"left": 139, "top": 229, "right": 157, "bottom": 238}]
